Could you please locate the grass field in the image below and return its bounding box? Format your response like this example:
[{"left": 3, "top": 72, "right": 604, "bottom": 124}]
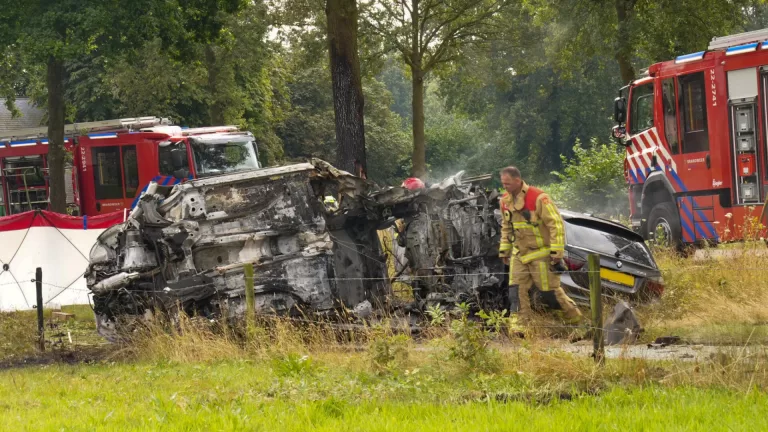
[{"left": 1, "top": 359, "right": 766, "bottom": 431}]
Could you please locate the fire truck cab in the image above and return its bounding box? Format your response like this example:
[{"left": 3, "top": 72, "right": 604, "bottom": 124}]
[
  {"left": 614, "top": 28, "right": 768, "bottom": 245},
  {"left": 0, "top": 117, "right": 261, "bottom": 217}
]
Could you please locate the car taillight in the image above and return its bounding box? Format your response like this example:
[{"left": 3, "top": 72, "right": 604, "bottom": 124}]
[
  {"left": 646, "top": 279, "right": 664, "bottom": 296},
  {"left": 564, "top": 256, "right": 585, "bottom": 271}
]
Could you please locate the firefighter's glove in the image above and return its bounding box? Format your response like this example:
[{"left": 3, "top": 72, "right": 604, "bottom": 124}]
[{"left": 550, "top": 258, "right": 567, "bottom": 275}]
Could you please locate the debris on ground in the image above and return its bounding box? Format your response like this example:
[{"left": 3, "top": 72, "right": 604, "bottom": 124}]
[
  {"left": 603, "top": 301, "right": 643, "bottom": 345},
  {"left": 647, "top": 335, "right": 682, "bottom": 349}
]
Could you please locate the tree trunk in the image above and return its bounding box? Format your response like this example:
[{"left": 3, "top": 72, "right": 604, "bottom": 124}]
[
  {"left": 615, "top": 0, "right": 636, "bottom": 84},
  {"left": 46, "top": 56, "right": 67, "bottom": 214},
  {"left": 410, "top": 66, "right": 426, "bottom": 178},
  {"left": 409, "top": 0, "right": 426, "bottom": 179},
  {"left": 205, "top": 45, "right": 226, "bottom": 125},
  {"left": 326, "top": 0, "right": 366, "bottom": 177}
]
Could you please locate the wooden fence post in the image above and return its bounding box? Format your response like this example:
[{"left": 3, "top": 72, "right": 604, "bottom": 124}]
[
  {"left": 244, "top": 263, "right": 255, "bottom": 337},
  {"left": 587, "top": 254, "right": 604, "bottom": 365},
  {"left": 36, "top": 267, "right": 44, "bottom": 352}
]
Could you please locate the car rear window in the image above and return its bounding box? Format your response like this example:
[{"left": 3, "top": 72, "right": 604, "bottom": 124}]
[{"left": 564, "top": 219, "right": 655, "bottom": 267}]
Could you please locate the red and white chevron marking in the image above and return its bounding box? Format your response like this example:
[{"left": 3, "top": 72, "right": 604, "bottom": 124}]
[{"left": 625, "top": 127, "right": 677, "bottom": 183}]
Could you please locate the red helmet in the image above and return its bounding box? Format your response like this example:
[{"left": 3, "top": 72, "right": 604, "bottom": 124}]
[{"left": 401, "top": 177, "right": 425, "bottom": 190}]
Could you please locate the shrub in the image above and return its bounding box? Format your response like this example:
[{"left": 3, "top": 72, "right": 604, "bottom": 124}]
[{"left": 549, "top": 139, "right": 627, "bottom": 217}]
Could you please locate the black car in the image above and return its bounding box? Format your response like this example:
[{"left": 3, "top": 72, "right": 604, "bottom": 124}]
[{"left": 557, "top": 210, "right": 664, "bottom": 304}]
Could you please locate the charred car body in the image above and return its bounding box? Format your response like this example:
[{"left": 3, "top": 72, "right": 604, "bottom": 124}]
[
  {"left": 86, "top": 160, "right": 662, "bottom": 338},
  {"left": 86, "top": 160, "right": 390, "bottom": 339}
]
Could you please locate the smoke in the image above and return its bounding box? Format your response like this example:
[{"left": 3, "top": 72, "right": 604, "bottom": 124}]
[{"left": 543, "top": 181, "right": 629, "bottom": 220}]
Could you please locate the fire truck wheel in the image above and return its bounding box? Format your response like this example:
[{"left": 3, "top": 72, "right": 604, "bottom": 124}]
[{"left": 647, "top": 202, "right": 681, "bottom": 247}]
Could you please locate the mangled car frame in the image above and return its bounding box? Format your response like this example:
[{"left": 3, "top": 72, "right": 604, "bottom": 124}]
[{"left": 86, "top": 160, "right": 393, "bottom": 338}]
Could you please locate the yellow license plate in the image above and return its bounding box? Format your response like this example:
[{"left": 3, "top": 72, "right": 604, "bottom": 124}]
[{"left": 600, "top": 268, "right": 635, "bottom": 286}]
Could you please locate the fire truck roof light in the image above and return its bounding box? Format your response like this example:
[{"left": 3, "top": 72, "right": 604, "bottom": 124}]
[
  {"left": 2, "top": 138, "right": 68, "bottom": 146},
  {"left": 675, "top": 51, "right": 705, "bottom": 64},
  {"left": 725, "top": 42, "right": 759, "bottom": 56},
  {"left": 8, "top": 140, "right": 37, "bottom": 147},
  {"left": 87, "top": 133, "right": 118, "bottom": 139}
]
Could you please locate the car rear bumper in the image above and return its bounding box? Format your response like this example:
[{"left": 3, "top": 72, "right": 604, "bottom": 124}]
[{"left": 559, "top": 270, "right": 661, "bottom": 306}]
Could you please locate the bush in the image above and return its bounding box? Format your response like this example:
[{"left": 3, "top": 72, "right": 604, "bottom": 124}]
[
  {"left": 369, "top": 333, "right": 410, "bottom": 374},
  {"left": 272, "top": 353, "right": 317, "bottom": 377},
  {"left": 446, "top": 303, "right": 502, "bottom": 374},
  {"left": 548, "top": 139, "right": 627, "bottom": 217}
]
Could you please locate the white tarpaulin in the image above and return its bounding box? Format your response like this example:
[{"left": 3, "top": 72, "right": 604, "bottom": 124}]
[{"left": 0, "top": 210, "right": 124, "bottom": 311}]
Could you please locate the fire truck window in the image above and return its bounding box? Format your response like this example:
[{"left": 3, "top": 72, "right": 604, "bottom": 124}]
[
  {"left": 679, "top": 72, "right": 709, "bottom": 153},
  {"left": 92, "top": 147, "right": 124, "bottom": 200},
  {"left": 159, "top": 142, "right": 189, "bottom": 177},
  {"left": 629, "top": 83, "right": 654, "bottom": 135},
  {"left": 122, "top": 146, "right": 139, "bottom": 198},
  {"left": 662, "top": 78, "right": 679, "bottom": 154}
]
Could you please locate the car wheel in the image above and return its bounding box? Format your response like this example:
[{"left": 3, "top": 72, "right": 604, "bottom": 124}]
[{"left": 647, "top": 202, "right": 681, "bottom": 247}]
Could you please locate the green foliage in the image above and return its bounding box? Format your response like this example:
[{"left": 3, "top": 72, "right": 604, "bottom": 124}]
[
  {"left": 364, "top": 79, "right": 412, "bottom": 184},
  {"left": 531, "top": 0, "right": 759, "bottom": 81},
  {"left": 426, "top": 305, "right": 447, "bottom": 326},
  {"left": 1, "top": 0, "right": 247, "bottom": 104},
  {"left": 476, "top": 309, "right": 508, "bottom": 334},
  {"left": 272, "top": 353, "right": 317, "bottom": 377},
  {"left": 369, "top": 333, "right": 410, "bottom": 374},
  {"left": 441, "top": 43, "right": 622, "bottom": 184},
  {"left": 548, "top": 139, "right": 627, "bottom": 217},
  {"left": 424, "top": 84, "right": 487, "bottom": 180},
  {"left": 446, "top": 303, "right": 502, "bottom": 374}
]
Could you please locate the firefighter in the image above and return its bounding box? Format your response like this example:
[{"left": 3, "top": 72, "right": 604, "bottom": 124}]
[{"left": 498, "top": 166, "right": 582, "bottom": 324}]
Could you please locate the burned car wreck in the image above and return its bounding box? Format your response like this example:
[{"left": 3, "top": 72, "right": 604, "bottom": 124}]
[
  {"left": 86, "top": 159, "right": 660, "bottom": 338},
  {"left": 86, "top": 160, "right": 392, "bottom": 339}
]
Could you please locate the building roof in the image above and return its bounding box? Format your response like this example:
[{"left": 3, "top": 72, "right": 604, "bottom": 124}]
[{"left": 0, "top": 98, "right": 45, "bottom": 133}]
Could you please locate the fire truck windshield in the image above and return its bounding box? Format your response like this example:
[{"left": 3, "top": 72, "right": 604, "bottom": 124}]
[{"left": 189, "top": 137, "right": 260, "bottom": 177}]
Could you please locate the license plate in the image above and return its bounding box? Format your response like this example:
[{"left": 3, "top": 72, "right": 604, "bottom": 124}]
[{"left": 600, "top": 268, "right": 635, "bottom": 287}]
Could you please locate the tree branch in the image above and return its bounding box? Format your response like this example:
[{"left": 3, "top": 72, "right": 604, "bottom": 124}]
[
  {"left": 362, "top": 16, "right": 413, "bottom": 65},
  {"left": 423, "top": 2, "right": 503, "bottom": 71},
  {"left": 421, "top": 0, "right": 504, "bottom": 53}
]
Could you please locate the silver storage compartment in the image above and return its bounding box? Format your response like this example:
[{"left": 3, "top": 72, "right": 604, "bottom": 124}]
[
  {"left": 738, "top": 135, "right": 755, "bottom": 151},
  {"left": 737, "top": 106, "right": 754, "bottom": 132},
  {"left": 741, "top": 183, "right": 758, "bottom": 201}
]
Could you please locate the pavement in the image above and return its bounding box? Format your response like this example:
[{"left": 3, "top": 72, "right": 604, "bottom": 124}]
[{"left": 559, "top": 341, "right": 766, "bottom": 362}]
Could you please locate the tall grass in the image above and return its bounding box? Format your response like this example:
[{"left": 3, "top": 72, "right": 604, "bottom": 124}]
[{"left": 644, "top": 243, "right": 768, "bottom": 344}]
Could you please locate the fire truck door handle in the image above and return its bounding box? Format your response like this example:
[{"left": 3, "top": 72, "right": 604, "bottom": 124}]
[
  {"left": 705, "top": 154, "right": 711, "bottom": 169},
  {"left": 96, "top": 202, "right": 101, "bottom": 212}
]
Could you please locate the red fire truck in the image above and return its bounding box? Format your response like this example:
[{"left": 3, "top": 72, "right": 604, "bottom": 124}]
[
  {"left": 0, "top": 117, "right": 262, "bottom": 217},
  {"left": 613, "top": 28, "right": 768, "bottom": 245}
]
